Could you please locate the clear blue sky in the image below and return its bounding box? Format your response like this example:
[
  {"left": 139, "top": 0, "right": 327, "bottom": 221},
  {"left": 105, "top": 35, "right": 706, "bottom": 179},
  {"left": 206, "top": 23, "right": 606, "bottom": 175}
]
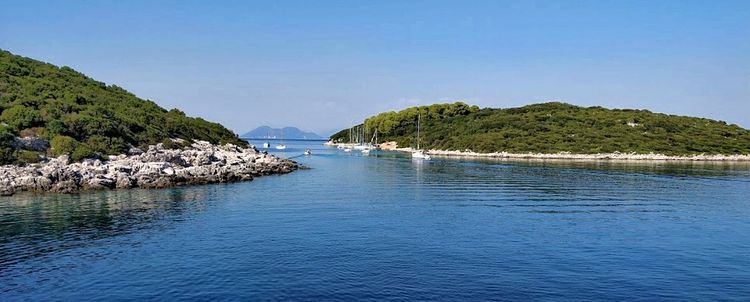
[{"left": 2, "top": 0, "right": 749, "bottom": 135}]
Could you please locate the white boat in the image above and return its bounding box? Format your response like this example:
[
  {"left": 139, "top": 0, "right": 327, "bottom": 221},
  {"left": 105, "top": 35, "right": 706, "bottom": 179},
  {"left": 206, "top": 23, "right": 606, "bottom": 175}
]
[
  {"left": 304, "top": 149, "right": 312, "bottom": 155},
  {"left": 411, "top": 114, "right": 430, "bottom": 160},
  {"left": 276, "top": 129, "right": 286, "bottom": 150},
  {"left": 262, "top": 130, "right": 271, "bottom": 148},
  {"left": 343, "top": 122, "right": 356, "bottom": 153},
  {"left": 370, "top": 129, "right": 380, "bottom": 150},
  {"left": 361, "top": 148, "right": 370, "bottom": 155},
  {"left": 411, "top": 150, "right": 430, "bottom": 160}
]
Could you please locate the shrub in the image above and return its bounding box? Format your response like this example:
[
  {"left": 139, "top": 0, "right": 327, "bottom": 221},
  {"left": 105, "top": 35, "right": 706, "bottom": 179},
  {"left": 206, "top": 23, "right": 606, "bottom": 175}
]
[
  {"left": 0, "top": 126, "right": 16, "bottom": 164},
  {"left": 19, "top": 127, "right": 45, "bottom": 138},
  {"left": 49, "top": 135, "right": 79, "bottom": 157},
  {"left": 85, "top": 135, "right": 126, "bottom": 155},
  {"left": 71, "top": 145, "right": 96, "bottom": 161},
  {"left": 161, "top": 138, "right": 176, "bottom": 149},
  {"left": 15, "top": 150, "right": 41, "bottom": 164},
  {"left": 0, "top": 105, "right": 42, "bottom": 130}
]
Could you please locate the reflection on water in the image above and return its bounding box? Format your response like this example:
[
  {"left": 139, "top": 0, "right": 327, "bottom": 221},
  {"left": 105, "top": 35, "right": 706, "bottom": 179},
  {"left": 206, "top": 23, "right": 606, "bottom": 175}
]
[
  {"left": 2, "top": 140, "right": 750, "bottom": 300},
  {"left": 0, "top": 189, "right": 212, "bottom": 269}
]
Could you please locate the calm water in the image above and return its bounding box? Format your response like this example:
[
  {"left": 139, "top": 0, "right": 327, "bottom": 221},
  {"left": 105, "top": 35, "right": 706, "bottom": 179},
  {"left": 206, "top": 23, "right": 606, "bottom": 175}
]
[{"left": 2, "top": 140, "right": 750, "bottom": 301}]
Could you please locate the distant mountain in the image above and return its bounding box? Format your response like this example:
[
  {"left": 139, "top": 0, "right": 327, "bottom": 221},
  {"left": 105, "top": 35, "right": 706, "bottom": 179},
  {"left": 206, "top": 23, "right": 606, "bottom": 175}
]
[{"left": 242, "top": 126, "right": 323, "bottom": 140}]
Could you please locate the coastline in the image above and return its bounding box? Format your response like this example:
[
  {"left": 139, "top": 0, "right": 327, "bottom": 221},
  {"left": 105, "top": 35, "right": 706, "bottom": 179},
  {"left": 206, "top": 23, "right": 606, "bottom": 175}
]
[
  {"left": 0, "top": 140, "right": 298, "bottom": 196},
  {"left": 425, "top": 149, "right": 750, "bottom": 161},
  {"left": 325, "top": 141, "right": 750, "bottom": 161}
]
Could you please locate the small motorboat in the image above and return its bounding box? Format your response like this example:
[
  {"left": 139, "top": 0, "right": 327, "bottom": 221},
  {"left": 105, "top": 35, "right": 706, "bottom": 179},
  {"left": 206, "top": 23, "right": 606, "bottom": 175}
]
[
  {"left": 361, "top": 148, "right": 370, "bottom": 155},
  {"left": 304, "top": 149, "right": 312, "bottom": 155},
  {"left": 344, "top": 147, "right": 352, "bottom": 152},
  {"left": 275, "top": 144, "right": 287, "bottom": 150},
  {"left": 262, "top": 142, "right": 271, "bottom": 148}
]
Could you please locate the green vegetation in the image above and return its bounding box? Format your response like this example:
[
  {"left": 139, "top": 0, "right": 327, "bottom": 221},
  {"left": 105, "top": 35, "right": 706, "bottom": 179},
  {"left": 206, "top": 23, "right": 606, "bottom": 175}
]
[
  {"left": 49, "top": 135, "right": 78, "bottom": 157},
  {"left": 0, "top": 49, "right": 246, "bottom": 164},
  {"left": 15, "top": 150, "right": 41, "bottom": 164},
  {"left": 331, "top": 102, "right": 750, "bottom": 155}
]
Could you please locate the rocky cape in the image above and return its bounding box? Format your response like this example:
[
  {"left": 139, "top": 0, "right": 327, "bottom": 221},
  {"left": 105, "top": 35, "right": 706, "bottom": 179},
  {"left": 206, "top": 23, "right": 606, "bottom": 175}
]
[{"left": 0, "top": 140, "right": 299, "bottom": 196}]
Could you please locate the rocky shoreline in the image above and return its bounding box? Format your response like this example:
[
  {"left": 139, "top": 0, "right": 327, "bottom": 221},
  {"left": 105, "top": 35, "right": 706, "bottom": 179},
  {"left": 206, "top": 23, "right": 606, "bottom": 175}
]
[
  {"left": 425, "top": 149, "right": 750, "bottom": 161},
  {"left": 0, "top": 141, "right": 299, "bottom": 196},
  {"left": 327, "top": 141, "right": 750, "bottom": 161}
]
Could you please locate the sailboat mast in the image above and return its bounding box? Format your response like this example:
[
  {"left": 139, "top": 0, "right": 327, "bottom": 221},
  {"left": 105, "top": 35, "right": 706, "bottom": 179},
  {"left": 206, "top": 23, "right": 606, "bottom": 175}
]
[{"left": 417, "top": 114, "right": 421, "bottom": 150}]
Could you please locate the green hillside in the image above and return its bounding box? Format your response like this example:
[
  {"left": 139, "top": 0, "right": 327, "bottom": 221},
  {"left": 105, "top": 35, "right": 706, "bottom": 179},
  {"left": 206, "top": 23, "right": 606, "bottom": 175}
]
[
  {"left": 331, "top": 102, "right": 750, "bottom": 155},
  {"left": 0, "top": 50, "right": 246, "bottom": 164}
]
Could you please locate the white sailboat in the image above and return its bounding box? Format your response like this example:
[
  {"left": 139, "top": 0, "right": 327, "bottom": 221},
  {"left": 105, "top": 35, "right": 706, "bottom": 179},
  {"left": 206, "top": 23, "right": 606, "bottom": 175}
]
[
  {"left": 262, "top": 130, "right": 271, "bottom": 148},
  {"left": 275, "top": 128, "right": 286, "bottom": 150},
  {"left": 412, "top": 114, "right": 431, "bottom": 160},
  {"left": 360, "top": 127, "right": 376, "bottom": 155},
  {"left": 344, "top": 124, "right": 353, "bottom": 152}
]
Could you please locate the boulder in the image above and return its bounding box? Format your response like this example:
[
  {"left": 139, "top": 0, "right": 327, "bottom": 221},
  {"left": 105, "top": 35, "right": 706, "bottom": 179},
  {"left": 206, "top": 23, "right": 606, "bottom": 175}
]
[{"left": 12, "top": 136, "right": 49, "bottom": 152}]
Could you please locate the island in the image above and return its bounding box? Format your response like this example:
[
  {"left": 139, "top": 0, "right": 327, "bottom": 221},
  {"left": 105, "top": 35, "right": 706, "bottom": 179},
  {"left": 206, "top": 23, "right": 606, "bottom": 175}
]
[
  {"left": 242, "top": 126, "right": 323, "bottom": 140},
  {"left": 0, "top": 50, "right": 298, "bottom": 195},
  {"left": 330, "top": 102, "right": 750, "bottom": 160}
]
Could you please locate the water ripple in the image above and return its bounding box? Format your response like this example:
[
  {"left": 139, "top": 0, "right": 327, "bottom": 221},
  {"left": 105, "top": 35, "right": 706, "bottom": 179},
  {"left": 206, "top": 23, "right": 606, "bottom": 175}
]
[{"left": 2, "top": 141, "right": 750, "bottom": 300}]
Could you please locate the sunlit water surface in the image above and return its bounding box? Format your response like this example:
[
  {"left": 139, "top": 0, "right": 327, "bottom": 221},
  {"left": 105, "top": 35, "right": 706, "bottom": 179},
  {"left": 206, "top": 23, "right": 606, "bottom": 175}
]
[{"left": 2, "top": 140, "right": 750, "bottom": 301}]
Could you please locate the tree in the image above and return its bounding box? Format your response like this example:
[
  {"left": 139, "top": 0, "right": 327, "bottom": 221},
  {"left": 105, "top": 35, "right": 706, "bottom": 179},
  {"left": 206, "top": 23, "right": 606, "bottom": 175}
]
[{"left": 0, "top": 105, "right": 42, "bottom": 130}]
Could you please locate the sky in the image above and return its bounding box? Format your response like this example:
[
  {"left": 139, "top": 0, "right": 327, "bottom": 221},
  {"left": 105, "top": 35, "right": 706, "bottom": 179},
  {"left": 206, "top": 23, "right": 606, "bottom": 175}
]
[{"left": 1, "top": 0, "right": 749, "bottom": 136}]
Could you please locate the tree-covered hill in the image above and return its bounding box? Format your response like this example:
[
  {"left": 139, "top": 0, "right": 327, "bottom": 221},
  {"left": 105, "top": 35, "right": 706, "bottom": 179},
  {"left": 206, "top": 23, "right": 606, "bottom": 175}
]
[
  {"left": 0, "top": 49, "right": 246, "bottom": 164},
  {"left": 330, "top": 102, "right": 750, "bottom": 156}
]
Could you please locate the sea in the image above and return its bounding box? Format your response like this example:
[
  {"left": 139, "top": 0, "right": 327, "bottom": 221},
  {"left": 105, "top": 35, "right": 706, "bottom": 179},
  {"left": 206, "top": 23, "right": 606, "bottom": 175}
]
[{"left": 2, "top": 139, "right": 749, "bottom": 301}]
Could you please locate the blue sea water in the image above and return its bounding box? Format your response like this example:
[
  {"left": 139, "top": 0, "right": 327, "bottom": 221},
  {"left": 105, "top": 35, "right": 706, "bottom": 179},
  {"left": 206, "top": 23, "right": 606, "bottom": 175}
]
[{"left": 2, "top": 140, "right": 750, "bottom": 301}]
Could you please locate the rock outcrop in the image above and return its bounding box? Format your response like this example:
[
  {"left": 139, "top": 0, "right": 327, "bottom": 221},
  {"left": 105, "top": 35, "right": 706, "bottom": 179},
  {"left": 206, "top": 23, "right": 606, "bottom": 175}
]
[{"left": 0, "top": 140, "right": 298, "bottom": 196}]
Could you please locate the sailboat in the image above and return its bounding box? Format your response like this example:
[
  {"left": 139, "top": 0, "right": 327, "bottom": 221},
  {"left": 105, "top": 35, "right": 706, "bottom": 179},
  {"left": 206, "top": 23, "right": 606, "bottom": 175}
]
[
  {"left": 360, "top": 127, "right": 376, "bottom": 154},
  {"left": 263, "top": 129, "right": 271, "bottom": 148},
  {"left": 275, "top": 128, "right": 287, "bottom": 150},
  {"left": 354, "top": 126, "right": 368, "bottom": 150},
  {"left": 411, "top": 114, "right": 431, "bottom": 160},
  {"left": 343, "top": 125, "right": 352, "bottom": 152},
  {"left": 370, "top": 128, "right": 379, "bottom": 150}
]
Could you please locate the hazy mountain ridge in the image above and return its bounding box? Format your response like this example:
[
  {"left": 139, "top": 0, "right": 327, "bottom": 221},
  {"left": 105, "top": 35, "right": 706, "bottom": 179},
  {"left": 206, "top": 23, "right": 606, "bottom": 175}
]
[{"left": 243, "top": 126, "right": 323, "bottom": 140}]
